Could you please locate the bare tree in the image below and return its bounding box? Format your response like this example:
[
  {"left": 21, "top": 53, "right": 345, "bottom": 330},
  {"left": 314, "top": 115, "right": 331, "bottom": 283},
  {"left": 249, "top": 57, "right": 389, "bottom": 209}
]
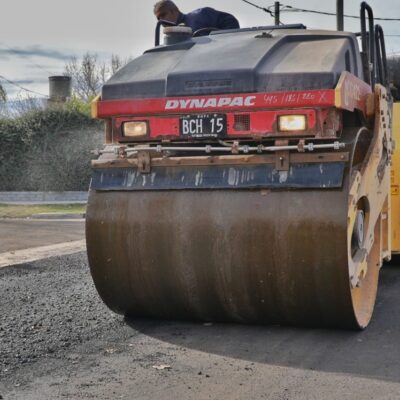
[
  {"left": 65, "top": 53, "right": 130, "bottom": 102},
  {"left": 110, "top": 54, "right": 126, "bottom": 75},
  {"left": 65, "top": 53, "right": 102, "bottom": 102},
  {"left": 13, "top": 94, "right": 45, "bottom": 116}
]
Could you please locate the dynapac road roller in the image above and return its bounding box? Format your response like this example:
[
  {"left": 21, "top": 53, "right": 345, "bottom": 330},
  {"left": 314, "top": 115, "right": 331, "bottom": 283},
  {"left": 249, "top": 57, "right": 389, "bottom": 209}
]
[{"left": 87, "top": 2, "right": 400, "bottom": 329}]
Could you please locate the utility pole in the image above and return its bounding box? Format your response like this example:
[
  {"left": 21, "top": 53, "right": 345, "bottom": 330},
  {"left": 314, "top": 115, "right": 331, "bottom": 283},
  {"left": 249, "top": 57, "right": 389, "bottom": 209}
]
[
  {"left": 274, "top": 2, "right": 280, "bottom": 26},
  {"left": 337, "top": 0, "right": 344, "bottom": 31}
]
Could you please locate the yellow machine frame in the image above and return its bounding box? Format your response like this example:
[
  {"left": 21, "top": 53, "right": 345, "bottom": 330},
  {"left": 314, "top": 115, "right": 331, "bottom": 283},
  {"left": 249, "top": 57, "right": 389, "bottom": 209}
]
[{"left": 391, "top": 103, "right": 400, "bottom": 253}]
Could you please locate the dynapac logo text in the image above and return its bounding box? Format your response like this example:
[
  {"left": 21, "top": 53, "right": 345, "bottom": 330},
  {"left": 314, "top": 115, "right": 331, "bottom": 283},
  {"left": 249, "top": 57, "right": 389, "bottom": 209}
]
[{"left": 165, "top": 96, "right": 256, "bottom": 110}]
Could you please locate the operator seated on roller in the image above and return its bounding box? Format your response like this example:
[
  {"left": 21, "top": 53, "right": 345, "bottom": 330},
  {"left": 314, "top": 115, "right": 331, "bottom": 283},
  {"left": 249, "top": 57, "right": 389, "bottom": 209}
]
[{"left": 153, "top": 0, "right": 240, "bottom": 36}]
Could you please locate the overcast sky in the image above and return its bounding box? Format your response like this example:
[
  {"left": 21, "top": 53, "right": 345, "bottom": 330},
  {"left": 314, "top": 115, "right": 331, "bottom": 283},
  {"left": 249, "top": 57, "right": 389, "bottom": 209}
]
[{"left": 1, "top": 0, "right": 399, "bottom": 98}]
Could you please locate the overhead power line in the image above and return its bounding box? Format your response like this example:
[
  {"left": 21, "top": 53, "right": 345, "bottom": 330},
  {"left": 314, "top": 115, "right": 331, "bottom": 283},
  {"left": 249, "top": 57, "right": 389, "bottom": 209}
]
[
  {"left": 280, "top": 4, "right": 400, "bottom": 21},
  {"left": 240, "top": 1, "right": 400, "bottom": 22},
  {"left": 241, "top": 0, "right": 274, "bottom": 16},
  {"left": 241, "top": 1, "right": 284, "bottom": 24},
  {"left": 0, "top": 75, "right": 48, "bottom": 98},
  {"left": 0, "top": 43, "right": 56, "bottom": 76}
]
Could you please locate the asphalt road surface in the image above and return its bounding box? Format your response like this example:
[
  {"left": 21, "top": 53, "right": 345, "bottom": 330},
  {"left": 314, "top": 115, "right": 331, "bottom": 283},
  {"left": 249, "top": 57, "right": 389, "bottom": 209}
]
[
  {"left": 0, "top": 219, "right": 84, "bottom": 253},
  {"left": 1, "top": 252, "right": 400, "bottom": 399}
]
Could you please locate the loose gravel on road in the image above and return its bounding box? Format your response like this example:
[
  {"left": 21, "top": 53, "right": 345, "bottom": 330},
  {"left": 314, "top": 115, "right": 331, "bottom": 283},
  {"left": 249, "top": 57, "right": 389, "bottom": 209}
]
[
  {"left": 1, "top": 253, "right": 400, "bottom": 399},
  {"left": 0, "top": 253, "right": 124, "bottom": 375}
]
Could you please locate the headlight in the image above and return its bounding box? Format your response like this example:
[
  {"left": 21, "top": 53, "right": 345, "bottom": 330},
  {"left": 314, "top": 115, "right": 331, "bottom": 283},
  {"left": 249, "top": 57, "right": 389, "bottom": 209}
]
[
  {"left": 123, "top": 121, "right": 148, "bottom": 137},
  {"left": 278, "top": 115, "right": 307, "bottom": 132}
]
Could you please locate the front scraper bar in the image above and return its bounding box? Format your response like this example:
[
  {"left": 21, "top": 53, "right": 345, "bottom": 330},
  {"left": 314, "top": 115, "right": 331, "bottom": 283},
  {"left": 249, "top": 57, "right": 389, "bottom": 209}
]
[{"left": 97, "top": 141, "right": 345, "bottom": 156}]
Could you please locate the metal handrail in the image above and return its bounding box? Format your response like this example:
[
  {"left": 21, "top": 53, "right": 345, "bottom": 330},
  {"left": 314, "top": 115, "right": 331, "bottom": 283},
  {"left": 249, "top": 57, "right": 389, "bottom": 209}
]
[
  {"left": 375, "top": 25, "right": 388, "bottom": 87},
  {"left": 360, "top": 2, "right": 375, "bottom": 87}
]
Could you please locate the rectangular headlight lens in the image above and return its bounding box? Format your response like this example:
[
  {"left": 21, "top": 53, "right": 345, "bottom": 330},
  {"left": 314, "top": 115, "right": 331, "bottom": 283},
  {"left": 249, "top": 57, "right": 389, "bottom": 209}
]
[
  {"left": 278, "top": 115, "right": 307, "bottom": 132},
  {"left": 123, "top": 121, "right": 148, "bottom": 137}
]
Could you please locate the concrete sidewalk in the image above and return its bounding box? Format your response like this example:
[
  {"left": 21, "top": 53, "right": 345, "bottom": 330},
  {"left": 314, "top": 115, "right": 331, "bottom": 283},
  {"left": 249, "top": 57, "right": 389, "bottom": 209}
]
[{"left": 0, "top": 191, "right": 88, "bottom": 204}]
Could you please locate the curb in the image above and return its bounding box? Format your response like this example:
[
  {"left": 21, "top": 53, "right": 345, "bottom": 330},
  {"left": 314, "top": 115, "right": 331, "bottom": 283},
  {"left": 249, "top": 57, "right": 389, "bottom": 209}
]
[
  {"left": 0, "top": 191, "right": 88, "bottom": 203},
  {"left": 0, "top": 201, "right": 87, "bottom": 205},
  {"left": 30, "top": 213, "right": 86, "bottom": 220}
]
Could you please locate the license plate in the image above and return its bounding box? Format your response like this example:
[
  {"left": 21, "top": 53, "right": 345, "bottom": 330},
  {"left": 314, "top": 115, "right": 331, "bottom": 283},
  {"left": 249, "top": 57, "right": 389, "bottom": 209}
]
[{"left": 180, "top": 114, "right": 227, "bottom": 138}]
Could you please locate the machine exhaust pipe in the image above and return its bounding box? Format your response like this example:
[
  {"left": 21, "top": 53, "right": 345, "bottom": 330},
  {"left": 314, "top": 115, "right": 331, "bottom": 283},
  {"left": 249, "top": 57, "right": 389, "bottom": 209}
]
[{"left": 337, "top": 0, "right": 344, "bottom": 31}]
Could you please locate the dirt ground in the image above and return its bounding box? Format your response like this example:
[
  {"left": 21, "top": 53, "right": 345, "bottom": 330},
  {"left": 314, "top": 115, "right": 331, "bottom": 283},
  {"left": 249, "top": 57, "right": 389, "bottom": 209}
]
[{"left": 1, "top": 252, "right": 400, "bottom": 399}]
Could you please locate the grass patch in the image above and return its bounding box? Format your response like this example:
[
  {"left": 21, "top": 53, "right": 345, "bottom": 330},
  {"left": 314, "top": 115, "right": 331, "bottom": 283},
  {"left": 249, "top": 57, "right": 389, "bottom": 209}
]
[{"left": 0, "top": 203, "right": 86, "bottom": 218}]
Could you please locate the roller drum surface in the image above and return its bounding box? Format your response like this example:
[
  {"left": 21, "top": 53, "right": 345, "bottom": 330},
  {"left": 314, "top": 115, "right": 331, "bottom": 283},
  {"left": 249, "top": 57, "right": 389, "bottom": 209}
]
[{"left": 86, "top": 177, "right": 380, "bottom": 328}]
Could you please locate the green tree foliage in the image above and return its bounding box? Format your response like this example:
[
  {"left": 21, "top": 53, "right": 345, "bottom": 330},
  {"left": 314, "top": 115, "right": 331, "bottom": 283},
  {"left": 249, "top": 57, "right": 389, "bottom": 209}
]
[
  {"left": 0, "top": 108, "right": 103, "bottom": 191},
  {"left": 65, "top": 96, "right": 92, "bottom": 116},
  {"left": 0, "top": 52, "right": 128, "bottom": 190}
]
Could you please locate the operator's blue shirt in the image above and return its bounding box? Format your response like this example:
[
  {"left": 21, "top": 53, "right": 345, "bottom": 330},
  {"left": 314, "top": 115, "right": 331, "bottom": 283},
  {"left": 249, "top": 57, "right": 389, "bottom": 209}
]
[{"left": 177, "top": 7, "right": 240, "bottom": 35}]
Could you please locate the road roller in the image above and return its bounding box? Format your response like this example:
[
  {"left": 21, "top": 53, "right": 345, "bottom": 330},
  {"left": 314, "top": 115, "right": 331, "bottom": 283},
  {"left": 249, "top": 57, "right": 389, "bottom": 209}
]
[{"left": 87, "top": 2, "right": 400, "bottom": 329}]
